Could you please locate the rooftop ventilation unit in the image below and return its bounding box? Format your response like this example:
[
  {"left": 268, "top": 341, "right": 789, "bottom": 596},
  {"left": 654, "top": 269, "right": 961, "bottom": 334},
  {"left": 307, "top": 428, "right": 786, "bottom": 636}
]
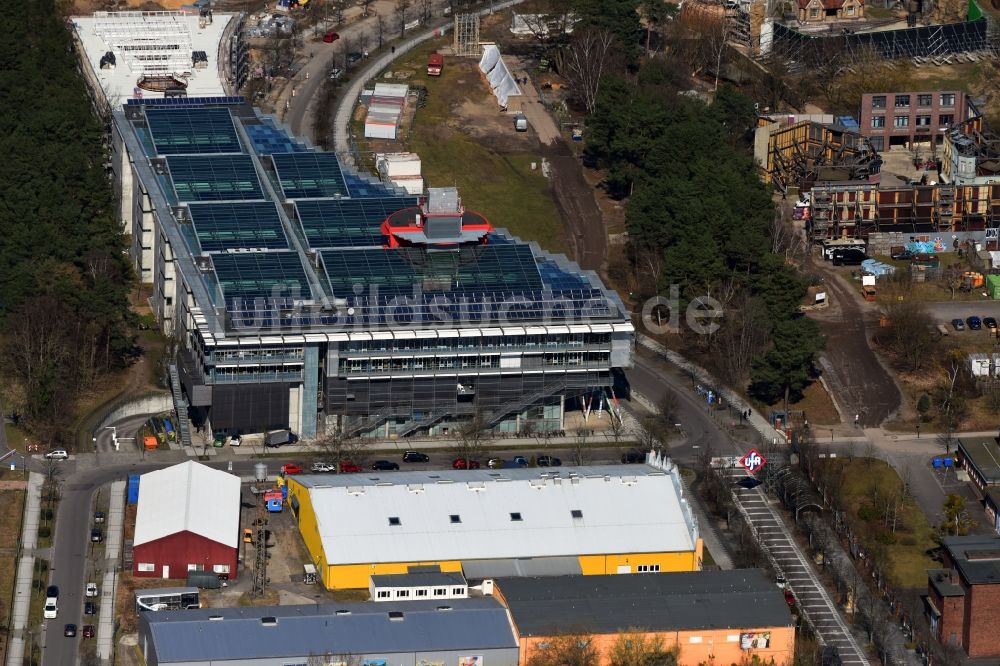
[
  {"left": 388, "top": 611, "right": 404, "bottom": 621},
  {"left": 261, "top": 616, "right": 277, "bottom": 626}
]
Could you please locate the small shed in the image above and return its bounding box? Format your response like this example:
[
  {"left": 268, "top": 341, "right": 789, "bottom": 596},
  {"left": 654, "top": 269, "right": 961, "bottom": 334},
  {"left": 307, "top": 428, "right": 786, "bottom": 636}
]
[{"left": 370, "top": 571, "right": 469, "bottom": 602}]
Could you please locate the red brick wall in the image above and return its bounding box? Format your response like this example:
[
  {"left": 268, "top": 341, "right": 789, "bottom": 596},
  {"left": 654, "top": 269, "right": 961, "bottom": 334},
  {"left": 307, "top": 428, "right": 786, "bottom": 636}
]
[
  {"left": 928, "top": 583, "right": 965, "bottom": 647},
  {"left": 966, "top": 583, "right": 1000, "bottom": 657}
]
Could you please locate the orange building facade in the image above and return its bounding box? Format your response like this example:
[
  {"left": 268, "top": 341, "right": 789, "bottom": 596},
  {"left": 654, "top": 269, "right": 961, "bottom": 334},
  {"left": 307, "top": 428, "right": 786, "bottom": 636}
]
[{"left": 496, "top": 571, "right": 796, "bottom": 666}]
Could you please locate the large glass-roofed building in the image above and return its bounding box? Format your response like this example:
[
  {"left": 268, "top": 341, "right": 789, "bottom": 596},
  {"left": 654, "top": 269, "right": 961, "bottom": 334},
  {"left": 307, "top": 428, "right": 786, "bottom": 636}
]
[{"left": 110, "top": 98, "right": 633, "bottom": 440}]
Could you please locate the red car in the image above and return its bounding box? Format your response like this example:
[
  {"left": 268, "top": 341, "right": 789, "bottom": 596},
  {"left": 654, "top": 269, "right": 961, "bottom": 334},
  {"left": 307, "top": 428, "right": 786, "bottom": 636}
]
[
  {"left": 82, "top": 625, "right": 95, "bottom": 638},
  {"left": 452, "top": 458, "right": 480, "bottom": 470},
  {"left": 323, "top": 31, "right": 339, "bottom": 43},
  {"left": 784, "top": 589, "right": 796, "bottom": 607},
  {"left": 281, "top": 464, "right": 303, "bottom": 475},
  {"left": 339, "top": 461, "right": 362, "bottom": 473}
]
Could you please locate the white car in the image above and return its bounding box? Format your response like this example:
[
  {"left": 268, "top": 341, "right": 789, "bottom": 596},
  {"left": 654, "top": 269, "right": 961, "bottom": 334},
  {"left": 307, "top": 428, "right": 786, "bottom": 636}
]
[
  {"left": 311, "top": 462, "right": 335, "bottom": 473},
  {"left": 43, "top": 600, "right": 58, "bottom": 619},
  {"left": 44, "top": 449, "right": 68, "bottom": 460},
  {"left": 85, "top": 583, "right": 98, "bottom": 597}
]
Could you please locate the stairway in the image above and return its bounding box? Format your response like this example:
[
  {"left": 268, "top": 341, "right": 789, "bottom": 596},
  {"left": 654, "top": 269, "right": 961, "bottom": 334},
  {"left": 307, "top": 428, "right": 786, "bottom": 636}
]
[{"left": 168, "top": 364, "right": 193, "bottom": 449}]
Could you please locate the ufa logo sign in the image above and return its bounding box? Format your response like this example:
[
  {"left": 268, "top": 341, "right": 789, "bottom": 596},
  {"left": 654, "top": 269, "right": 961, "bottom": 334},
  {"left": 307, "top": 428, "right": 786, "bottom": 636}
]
[{"left": 739, "top": 448, "right": 766, "bottom": 474}]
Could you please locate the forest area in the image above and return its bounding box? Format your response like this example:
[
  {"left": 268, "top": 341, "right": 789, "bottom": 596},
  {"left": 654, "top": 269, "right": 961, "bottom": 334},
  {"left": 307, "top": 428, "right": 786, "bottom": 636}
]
[
  {"left": 0, "top": 0, "right": 134, "bottom": 443},
  {"left": 555, "top": 0, "right": 824, "bottom": 406}
]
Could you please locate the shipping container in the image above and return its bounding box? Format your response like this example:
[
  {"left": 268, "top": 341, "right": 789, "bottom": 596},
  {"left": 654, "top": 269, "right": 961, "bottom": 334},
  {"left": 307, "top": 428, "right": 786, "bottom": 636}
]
[{"left": 127, "top": 474, "right": 141, "bottom": 504}]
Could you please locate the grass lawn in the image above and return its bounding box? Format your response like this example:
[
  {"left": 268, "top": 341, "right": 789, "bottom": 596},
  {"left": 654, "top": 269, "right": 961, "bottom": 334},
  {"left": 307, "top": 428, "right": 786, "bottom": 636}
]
[
  {"left": 826, "top": 458, "right": 937, "bottom": 588},
  {"left": 789, "top": 381, "right": 841, "bottom": 425},
  {"left": 0, "top": 489, "right": 26, "bottom": 659},
  {"left": 365, "top": 38, "right": 566, "bottom": 253}
]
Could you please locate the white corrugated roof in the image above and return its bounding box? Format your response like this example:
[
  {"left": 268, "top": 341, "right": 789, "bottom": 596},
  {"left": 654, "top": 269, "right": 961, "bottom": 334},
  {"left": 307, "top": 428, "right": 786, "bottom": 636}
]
[
  {"left": 294, "top": 466, "right": 697, "bottom": 566},
  {"left": 134, "top": 461, "right": 241, "bottom": 548}
]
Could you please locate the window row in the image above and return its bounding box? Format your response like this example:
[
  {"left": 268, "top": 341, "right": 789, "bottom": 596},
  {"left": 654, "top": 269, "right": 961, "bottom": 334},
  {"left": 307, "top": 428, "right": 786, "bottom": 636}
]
[
  {"left": 341, "top": 333, "right": 611, "bottom": 354},
  {"left": 339, "top": 352, "right": 610, "bottom": 374},
  {"left": 375, "top": 587, "right": 465, "bottom": 599},
  {"left": 870, "top": 114, "right": 954, "bottom": 128},
  {"left": 872, "top": 93, "right": 956, "bottom": 109}
]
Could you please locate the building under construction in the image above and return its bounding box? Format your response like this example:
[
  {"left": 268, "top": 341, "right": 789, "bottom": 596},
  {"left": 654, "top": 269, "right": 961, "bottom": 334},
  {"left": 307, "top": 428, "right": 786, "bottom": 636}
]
[
  {"left": 754, "top": 117, "right": 882, "bottom": 192},
  {"left": 807, "top": 180, "right": 1000, "bottom": 240}
]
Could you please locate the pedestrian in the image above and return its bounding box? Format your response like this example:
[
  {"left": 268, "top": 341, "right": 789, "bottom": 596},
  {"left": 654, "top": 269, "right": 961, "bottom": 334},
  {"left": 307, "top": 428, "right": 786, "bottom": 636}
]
[
  {"left": 854, "top": 413, "right": 860, "bottom": 426},
  {"left": 305, "top": 71, "right": 309, "bottom": 80}
]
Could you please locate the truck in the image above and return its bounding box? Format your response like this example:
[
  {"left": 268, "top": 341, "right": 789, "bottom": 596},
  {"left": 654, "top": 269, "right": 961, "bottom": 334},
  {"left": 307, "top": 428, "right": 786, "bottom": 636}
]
[{"left": 427, "top": 52, "right": 443, "bottom": 76}]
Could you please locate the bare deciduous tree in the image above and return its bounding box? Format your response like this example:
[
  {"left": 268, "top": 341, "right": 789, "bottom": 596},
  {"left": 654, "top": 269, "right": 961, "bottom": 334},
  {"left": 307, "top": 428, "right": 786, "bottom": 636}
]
[
  {"left": 394, "top": 0, "right": 411, "bottom": 36},
  {"left": 376, "top": 14, "right": 386, "bottom": 48},
  {"left": 527, "top": 633, "right": 600, "bottom": 666},
  {"left": 315, "top": 431, "right": 371, "bottom": 470},
  {"left": 557, "top": 27, "right": 617, "bottom": 115},
  {"left": 360, "top": 0, "right": 374, "bottom": 17},
  {"left": 420, "top": 0, "right": 432, "bottom": 23},
  {"left": 455, "top": 412, "right": 493, "bottom": 468}
]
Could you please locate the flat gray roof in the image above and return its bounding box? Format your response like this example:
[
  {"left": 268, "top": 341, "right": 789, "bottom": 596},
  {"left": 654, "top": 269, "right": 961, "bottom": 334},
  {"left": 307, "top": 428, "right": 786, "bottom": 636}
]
[
  {"left": 371, "top": 571, "right": 468, "bottom": 588},
  {"left": 943, "top": 535, "right": 1000, "bottom": 585},
  {"left": 142, "top": 598, "right": 517, "bottom": 663},
  {"left": 958, "top": 437, "right": 1000, "bottom": 483},
  {"left": 496, "top": 570, "right": 793, "bottom": 635}
]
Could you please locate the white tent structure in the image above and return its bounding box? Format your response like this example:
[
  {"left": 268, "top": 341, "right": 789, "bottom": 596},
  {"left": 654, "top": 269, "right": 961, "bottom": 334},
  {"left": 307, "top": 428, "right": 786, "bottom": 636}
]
[{"left": 478, "top": 45, "right": 521, "bottom": 110}]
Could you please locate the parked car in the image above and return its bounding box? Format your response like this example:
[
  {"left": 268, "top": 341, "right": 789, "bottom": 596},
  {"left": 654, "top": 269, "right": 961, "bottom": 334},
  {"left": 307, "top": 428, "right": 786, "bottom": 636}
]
[
  {"left": 323, "top": 30, "right": 339, "bottom": 43},
  {"left": 243, "top": 528, "right": 253, "bottom": 544},
  {"left": 90, "top": 529, "right": 103, "bottom": 543},
  {"left": 371, "top": 460, "right": 400, "bottom": 471},
  {"left": 783, "top": 588, "right": 796, "bottom": 607},
  {"left": 329, "top": 67, "right": 344, "bottom": 80},
  {"left": 85, "top": 583, "right": 98, "bottom": 597},
  {"left": 338, "top": 461, "right": 363, "bottom": 473},
  {"left": 967, "top": 316, "right": 983, "bottom": 330},
  {"left": 83, "top": 602, "right": 96, "bottom": 616},
  {"left": 347, "top": 51, "right": 363, "bottom": 64},
  {"left": 452, "top": 458, "right": 480, "bottom": 470},
  {"left": 311, "top": 462, "right": 335, "bottom": 473},
  {"left": 43, "top": 600, "right": 58, "bottom": 619},
  {"left": 44, "top": 449, "right": 68, "bottom": 460},
  {"left": 621, "top": 449, "right": 645, "bottom": 464},
  {"left": 832, "top": 248, "right": 866, "bottom": 266},
  {"left": 985, "top": 317, "right": 998, "bottom": 330},
  {"left": 93, "top": 511, "right": 105, "bottom": 524},
  {"left": 510, "top": 456, "right": 528, "bottom": 467},
  {"left": 82, "top": 625, "right": 95, "bottom": 638},
  {"left": 489, "top": 457, "right": 526, "bottom": 469},
  {"left": 46, "top": 585, "right": 59, "bottom": 600},
  {"left": 775, "top": 573, "right": 787, "bottom": 589},
  {"left": 402, "top": 451, "right": 430, "bottom": 463},
  {"left": 537, "top": 455, "right": 562, "bottom": 467},
  {"left": 951, "top": 318, "right": 966, "bottom": 331},
  {"left": 64, "top": 624, "right": 77, "bottom": 637},
  {"left": 281, "top": 463, "right": 304, "bottom": 475},
  {"left": 891, "top": 249, "right": 914, "bottom": 261}
]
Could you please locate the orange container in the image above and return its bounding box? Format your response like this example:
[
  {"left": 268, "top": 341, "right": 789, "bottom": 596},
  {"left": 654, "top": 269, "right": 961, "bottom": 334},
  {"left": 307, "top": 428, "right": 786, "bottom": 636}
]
[{"left": 143, "top": 436, "right": 158, "bottom": 450}]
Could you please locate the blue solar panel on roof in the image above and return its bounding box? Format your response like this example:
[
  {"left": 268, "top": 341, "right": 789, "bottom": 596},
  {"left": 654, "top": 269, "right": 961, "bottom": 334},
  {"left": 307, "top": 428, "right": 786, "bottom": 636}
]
[
  {"left": 188, "top": 202, "right": 289, "bottom": 252},
  {"left": 167, "top": 155, "right": 264, "bottom": 202},
  {"left": 295, "top": 197, "right": 417, "bottom": 249},
  {"left": 212, "top": 251, "right": 312, "bottom": 301},
  {"left": 319, "top": 245, "right": 545, "bottom": 298},
  {"left": 126, "top": 96, "right": 245, "bottom": 107},
  {"left": 272, "top": 153, "right": 347, "bottom": 199},
  {"left": 146, "top": 108, "right": 242, "bottom": 155}
]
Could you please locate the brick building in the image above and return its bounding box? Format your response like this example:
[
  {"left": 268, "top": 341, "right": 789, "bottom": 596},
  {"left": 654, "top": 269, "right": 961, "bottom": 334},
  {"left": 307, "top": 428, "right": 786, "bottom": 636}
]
[
  {"left": 926, "top": 535, "right": 1000, "bottom": 657},
  {"left": 860, "top": 91, "right": 974, "bottom": 151},
  {"left": 797, "top": 0, "right": 864, "bottom": 22}
]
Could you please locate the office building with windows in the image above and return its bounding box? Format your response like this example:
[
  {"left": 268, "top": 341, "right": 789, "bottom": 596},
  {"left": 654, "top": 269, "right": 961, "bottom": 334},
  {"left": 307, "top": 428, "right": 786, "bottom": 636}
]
[
  {"left": 104, "top": 96, "right": 633, "bottom": 440},
  {"left": 860, "top": 91, "right": 978, "bottom": 151}
]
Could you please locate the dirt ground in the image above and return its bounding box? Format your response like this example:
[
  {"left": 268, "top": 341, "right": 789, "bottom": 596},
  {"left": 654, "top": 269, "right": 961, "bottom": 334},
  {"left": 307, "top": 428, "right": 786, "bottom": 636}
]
[{"left": 808, "top": 263, "right": 904, "bottom": 427}]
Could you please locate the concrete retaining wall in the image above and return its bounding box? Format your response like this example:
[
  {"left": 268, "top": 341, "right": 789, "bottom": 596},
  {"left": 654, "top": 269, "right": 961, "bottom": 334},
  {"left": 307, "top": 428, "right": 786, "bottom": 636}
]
[{"left": 97, "top": 393, "right": 172, "bottom": 431}]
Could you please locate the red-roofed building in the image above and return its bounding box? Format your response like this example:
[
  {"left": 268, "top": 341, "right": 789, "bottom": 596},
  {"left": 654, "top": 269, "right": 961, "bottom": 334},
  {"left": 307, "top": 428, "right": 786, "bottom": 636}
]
[{"left": 798, "top": 0, "right": 864, "bottom": 22}]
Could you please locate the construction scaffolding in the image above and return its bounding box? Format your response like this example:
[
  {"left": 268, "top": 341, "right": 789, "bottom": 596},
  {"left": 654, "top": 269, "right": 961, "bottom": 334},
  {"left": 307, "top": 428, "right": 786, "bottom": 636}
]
[
  {"left": 454, "top": 13, "right": 481, "bottom": 57},
  {"left": 808, "top": 181, "right": 1000, "bottom": 241},
  {"left": 92, "top": 11, "right": 194, "bottom": 74},
  {"left": 758, "top": 120, "right": 882, "bottom": 192}
]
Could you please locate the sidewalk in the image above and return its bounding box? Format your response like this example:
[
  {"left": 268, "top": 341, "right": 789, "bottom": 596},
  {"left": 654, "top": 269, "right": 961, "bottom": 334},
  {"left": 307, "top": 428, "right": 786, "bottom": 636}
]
[
  {"left": 96, "top": 480, "right": 126, "bottom": 664},
  {"left": 6, "top": 472, "right": 43, "bottom": 666}
]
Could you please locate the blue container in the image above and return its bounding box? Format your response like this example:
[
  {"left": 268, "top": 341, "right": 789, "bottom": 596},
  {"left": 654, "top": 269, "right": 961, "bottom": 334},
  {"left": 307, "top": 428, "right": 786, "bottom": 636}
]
[
  {"left": 266, "top": 498, "right": 283, "bottom": 512},
  {"left": 127, "top": 473, "right": 141, "bottom": 504}
]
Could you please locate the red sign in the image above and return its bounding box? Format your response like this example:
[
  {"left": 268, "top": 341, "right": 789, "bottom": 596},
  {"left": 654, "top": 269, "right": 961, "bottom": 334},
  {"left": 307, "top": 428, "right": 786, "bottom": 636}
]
[{"left": 739, "top": 448, "right": 766, "bottom": 474}]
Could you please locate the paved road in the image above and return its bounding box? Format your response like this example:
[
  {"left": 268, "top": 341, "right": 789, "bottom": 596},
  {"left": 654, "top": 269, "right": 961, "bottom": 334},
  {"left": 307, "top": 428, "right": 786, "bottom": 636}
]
[{"left": 923, "top": 300, "right": 1000, "bottom": 322}]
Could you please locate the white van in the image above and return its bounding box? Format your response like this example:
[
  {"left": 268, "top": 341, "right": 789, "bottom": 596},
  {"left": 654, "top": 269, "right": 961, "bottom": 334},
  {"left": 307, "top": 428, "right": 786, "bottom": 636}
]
[{"left": 43, "top": 599, "right": 58, "bottom": 619}]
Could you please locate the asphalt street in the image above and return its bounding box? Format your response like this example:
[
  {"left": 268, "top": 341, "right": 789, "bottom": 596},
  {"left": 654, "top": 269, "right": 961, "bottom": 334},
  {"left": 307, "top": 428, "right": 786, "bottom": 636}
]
[{"left": 924, "top": 300, "right": 1000, "bottom": 322}]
